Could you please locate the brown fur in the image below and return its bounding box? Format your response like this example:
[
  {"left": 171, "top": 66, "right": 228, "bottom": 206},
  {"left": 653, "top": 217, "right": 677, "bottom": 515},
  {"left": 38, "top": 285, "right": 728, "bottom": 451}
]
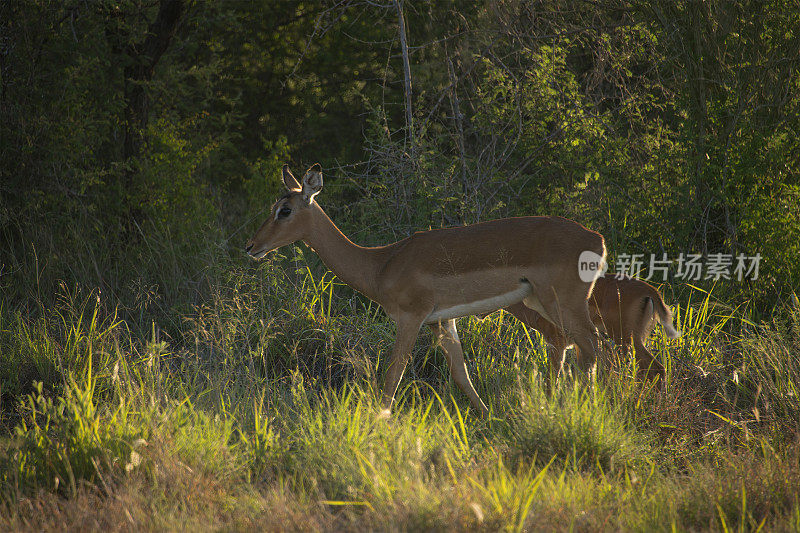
[{"left": 502, "top": 274, "right": 680, "bottom": 381}]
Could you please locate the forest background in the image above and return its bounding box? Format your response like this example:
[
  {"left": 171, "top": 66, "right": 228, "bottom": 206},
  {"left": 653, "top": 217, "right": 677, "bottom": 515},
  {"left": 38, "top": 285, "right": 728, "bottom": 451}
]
[{"left": 3, "top": 0, "right": 799, "bottom": 309}]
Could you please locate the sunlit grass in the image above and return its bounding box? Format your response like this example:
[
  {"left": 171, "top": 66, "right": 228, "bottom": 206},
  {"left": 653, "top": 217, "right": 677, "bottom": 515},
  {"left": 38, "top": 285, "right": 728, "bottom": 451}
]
[{"left": 2, "top": 248, "right": 799, "bottom": 531}]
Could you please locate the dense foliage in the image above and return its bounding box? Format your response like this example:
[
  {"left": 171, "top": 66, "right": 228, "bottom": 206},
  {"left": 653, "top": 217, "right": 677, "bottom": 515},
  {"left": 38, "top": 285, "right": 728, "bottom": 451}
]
[{"left": 3, "top": 0, "right": 799, "bottom": 308}]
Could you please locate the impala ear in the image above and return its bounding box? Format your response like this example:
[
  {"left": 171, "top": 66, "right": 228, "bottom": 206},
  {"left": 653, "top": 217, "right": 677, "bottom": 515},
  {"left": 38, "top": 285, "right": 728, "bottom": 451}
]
[
  {"left": 282, "top": 164, "right": 301, "bottom": 190},
  {"left": 301, "top": 163, "right": 323, "bottom": 203}
]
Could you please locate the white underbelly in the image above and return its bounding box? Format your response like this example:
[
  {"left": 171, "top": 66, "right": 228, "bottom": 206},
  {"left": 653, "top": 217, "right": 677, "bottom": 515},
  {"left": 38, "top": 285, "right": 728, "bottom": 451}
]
[{"left": 425, "top": 283, "right": 533, "bottom": 323}]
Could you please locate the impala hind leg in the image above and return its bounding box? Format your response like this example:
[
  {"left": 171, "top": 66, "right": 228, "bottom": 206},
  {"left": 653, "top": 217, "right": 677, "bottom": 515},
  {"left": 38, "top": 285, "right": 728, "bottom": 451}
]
[
  {"left": 504, "top": 302, "right": 567, "bottom": 390},
  {"left": 633, "top": 338, "right": 665, "bottom": 382},
  {"left": 563, "top": 319, "right": 601, "bottom": 375},
  {"left": 521, "top": 293, "right": 600, "bottom": 377},
  {"left": 430, "top": 319, "right": 489, "bottom": 418},
  {"left": 541, "top": 300, "right": 601, "bottom": 377},
  {"left": 381, "top": 315, "right": 424, "bottom": 416}
]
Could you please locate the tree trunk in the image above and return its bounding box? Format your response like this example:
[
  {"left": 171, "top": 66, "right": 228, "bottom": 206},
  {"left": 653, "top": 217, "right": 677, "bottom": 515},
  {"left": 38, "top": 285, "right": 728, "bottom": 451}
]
[
  {"left": 122, "top": 0, "right": 184, "bottom": 217},
  {"left": 394, "top": 0, "right": 413, "bottom": 158}
]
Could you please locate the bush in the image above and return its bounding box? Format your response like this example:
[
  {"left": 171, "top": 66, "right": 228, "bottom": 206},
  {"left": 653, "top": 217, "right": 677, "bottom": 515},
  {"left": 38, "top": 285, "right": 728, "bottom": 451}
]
[
  {"left": 504, "top": 376, "right": 652, "bottom": 473},
  {"left": 3, "top": 378, "right": 146, "bottom": 497}
]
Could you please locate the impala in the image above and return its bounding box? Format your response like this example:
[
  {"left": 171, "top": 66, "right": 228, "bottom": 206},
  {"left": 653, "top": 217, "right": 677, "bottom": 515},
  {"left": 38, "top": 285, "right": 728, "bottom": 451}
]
[
  {"left": 246, "top": 164, "right": 607, "bottom": 418},
  {"left": 500, "top": 274, "right": 681, "bottom": 381}
]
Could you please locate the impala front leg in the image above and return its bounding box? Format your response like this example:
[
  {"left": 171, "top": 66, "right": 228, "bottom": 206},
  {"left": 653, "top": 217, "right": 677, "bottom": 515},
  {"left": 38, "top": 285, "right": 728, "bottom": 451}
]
[
  {"left": 381, "top": 314, "right": 425, "bottom": 416},
  {"left": 430, "top": 319, "right": 489, "bottom": 418}
]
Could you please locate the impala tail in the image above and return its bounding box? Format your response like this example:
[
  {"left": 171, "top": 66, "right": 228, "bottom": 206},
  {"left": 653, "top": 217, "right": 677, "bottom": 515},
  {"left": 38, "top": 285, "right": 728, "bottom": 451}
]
[{"left": 644, "top": 288, "right": 681, "bottom": 339}]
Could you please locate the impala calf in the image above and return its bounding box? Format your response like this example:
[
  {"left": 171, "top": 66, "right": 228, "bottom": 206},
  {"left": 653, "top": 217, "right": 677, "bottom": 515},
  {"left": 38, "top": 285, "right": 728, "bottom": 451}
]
[
  {"left": 502, "top": 274, "right": 681, "bottom": 381},
  {"left": 246, "top": 164, "right": 607, "bottom": 418}
]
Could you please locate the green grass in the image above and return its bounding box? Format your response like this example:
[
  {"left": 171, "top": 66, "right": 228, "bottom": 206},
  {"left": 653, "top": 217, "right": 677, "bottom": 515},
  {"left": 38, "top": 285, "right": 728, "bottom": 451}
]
[{"left": 2, "top": 238, "right": 800, "bottom": 531}]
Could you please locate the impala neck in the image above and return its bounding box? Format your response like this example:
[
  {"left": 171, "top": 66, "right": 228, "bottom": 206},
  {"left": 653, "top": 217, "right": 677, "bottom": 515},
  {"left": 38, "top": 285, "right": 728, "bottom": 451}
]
[{"left": 303, "top": 204, "right": 382, "bottom": 302}]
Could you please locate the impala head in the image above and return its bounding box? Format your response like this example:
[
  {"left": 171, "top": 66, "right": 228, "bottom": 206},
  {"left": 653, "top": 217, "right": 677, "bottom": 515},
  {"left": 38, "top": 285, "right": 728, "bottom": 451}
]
[{"left": 245, "top": 164, "right": 323, "bottom": 259}]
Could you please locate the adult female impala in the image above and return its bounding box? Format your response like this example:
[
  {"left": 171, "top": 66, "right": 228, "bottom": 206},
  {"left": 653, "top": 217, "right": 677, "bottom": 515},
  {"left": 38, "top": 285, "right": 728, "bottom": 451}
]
[{"left": 246, "top": 164, "right": 607, "bottom": 418}]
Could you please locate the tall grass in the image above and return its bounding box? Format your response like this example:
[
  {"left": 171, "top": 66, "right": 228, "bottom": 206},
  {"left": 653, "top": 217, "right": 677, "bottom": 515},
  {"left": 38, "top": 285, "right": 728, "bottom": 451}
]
[
  {"left": 503, "top": 375, "right": 653, "bottom": 473},
  {"left": 2, "top": 228, "right": 800, "bottom": 530}
]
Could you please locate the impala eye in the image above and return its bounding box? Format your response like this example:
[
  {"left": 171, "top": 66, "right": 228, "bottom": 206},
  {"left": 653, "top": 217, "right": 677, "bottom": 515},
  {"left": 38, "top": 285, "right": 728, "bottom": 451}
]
[{"left": 277, "top": 205, "right": 292, "bottom": 219}]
